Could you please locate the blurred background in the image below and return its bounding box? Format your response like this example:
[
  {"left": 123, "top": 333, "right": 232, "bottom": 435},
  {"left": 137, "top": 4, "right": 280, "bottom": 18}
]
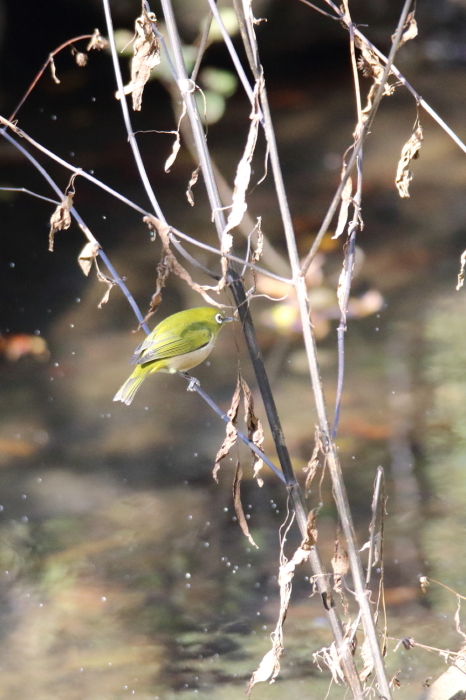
[{"left": 1, "top": 0, "right": 466, "bottom": 697}]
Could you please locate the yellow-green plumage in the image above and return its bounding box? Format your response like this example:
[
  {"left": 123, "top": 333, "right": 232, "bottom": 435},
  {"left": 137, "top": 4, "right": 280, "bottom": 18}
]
[{"left": 114, "top": 307, "right": 232, "bottom": 405}]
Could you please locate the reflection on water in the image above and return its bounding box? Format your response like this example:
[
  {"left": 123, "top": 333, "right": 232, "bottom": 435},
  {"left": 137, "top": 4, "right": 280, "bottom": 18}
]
[
  {"left": 1, "top": 286, "right": 466, "bottom": 699},
  {"left": 2, "top": 12, "right": 466, "bottom": 697}
]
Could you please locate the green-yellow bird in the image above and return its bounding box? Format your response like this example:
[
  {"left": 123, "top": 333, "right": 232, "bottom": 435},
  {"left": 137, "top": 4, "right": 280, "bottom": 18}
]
[{"left": 113, "top": 306, "right": 233, "bottom": 405}]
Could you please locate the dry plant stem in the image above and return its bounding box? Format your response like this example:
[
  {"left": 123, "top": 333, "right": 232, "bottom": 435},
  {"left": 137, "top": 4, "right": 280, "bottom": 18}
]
[
  {"left": 234, "top": 6, "right": 392, "bottom": 698},
  {"left": 333, "top": 10, "right": 364, "bottom": 438},
  {"left": 300, "top": 0, "right": 414, "bottom": 276},
  {"left": 177, "top": 373, "right": 286, "bottom": 484},
  {"left": 0, "top": 120, "right": 285, "bottom": 284},
  {"left": 0, "top": 128, "right": 149, "bottom": 332},
  {"left": 0, "top": 187, "right": 60, "bottom": 205},
  {"left": 160, "top": 0, "right": 299, "bottom": 486},
  {"left": 160, "top": 3, "right": 364, "bottom": 696},
  {"left": 9, "top": 34, "right": 94, "bottom": 121},
  {"left": 332, "top": 228, "right": 356, "bottom": 438},
  {"left": 104, "top": 0, "right": 286, "bottom": 285},
  {"left": 166, "top": 83, "right": 291, "bottom": 278},
  {"left": 102, "top": 0, "right": 165, "bottom": 220},
  {"left": 0, "top": 144, "right": 284, "bottom": 488},
  {"left": 366, "top": 466, "right": 384, "bottom": 586},
  {"left": 190, "top": 8, "right": 213, "bottom": 83},
  {"left": 170, "top": 225, "right": 291, "bottom": 283},
  {"left": 315, "top": 0, "right": 466, "bottom": 156}
]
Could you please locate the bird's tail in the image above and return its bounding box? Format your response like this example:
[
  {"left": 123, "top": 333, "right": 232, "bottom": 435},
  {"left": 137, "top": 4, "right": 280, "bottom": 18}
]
[{"left": 113, "top": 366, "right": 146, "bottom": 405}]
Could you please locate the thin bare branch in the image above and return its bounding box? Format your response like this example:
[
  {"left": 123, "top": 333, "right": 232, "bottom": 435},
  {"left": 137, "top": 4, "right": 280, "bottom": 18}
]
[
  {"left": 302, "top": 0, "right": 466, "bottom": 156},
  {"left": 300, "top": 0, "right": 415, "bottom": 277}
]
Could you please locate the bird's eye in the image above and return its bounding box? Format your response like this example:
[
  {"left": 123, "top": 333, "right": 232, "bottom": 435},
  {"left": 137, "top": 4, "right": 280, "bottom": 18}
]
[{"left": 215, "top": 313, "right": 224, "bottom": 324}]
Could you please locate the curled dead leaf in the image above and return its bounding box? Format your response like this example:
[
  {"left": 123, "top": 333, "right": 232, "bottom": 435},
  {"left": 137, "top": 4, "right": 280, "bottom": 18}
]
[
  {"left": 116, "top": 3, "right": 160, "bottom": 110},
  {"left": 248, "top": 538, "right": 310, "bottom": 695},
  {"left": 224, "top": 76, "right": 262, "bottom": 236},
  {"left": 241, "top": 375, "right": 265, "bottom": 485},
  {"left": 143, "top": 215, "right": 225, "bottom": 305},
  {"left": 78, "top": 241, "right": 100, "bottom": 276},
  {"left": 393, "top": 11, "right": 418, "bottom": 48},
  {"left": 186, "top": 166, "right": 200, "bottom": 206},
  {"left": 457, "top": 250, "right": 466, "bottom": 291},
  {"left": 49, "top": 173, "right": 78, "bottom": 251},
  {"left": 213, "top": 375, "right": 241, "bottom": 481},
  {"left": 87, "top": 28, "right": 109, "bottom": 51},
  {"left": 233, "top": 463, "right": 258, "bottom": 548},
  {"left": 304, "top": 426, "right": 323, "bottom": 495},
  {"left": 138, "top": 256, "right": 170, "bottom": 328},
  {"left": 359, "top": 636, "right": 375, "bottom": 682},
  {"left": 49, "top": 57, "right": 60, "bottom": 84},
  {"left": 395, "top": 123, "right": 423, "bottom": 198},
  {"left": 333, "top": 175, "right": 353, "bottom": 240}
]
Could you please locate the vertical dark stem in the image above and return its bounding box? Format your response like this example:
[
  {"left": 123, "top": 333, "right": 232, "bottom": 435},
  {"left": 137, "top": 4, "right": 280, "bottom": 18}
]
[{"left": 227, "top": 269, "right": 297, "bottom": 487}]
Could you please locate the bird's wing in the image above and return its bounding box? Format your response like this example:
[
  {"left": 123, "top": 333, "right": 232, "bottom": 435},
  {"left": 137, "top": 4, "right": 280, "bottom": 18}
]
[{"left": 135, "top": 326, "right": 213, "bottom": 365}]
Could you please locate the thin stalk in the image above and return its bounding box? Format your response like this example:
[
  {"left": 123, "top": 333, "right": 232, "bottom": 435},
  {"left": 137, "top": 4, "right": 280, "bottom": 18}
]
[
  {"left": 232, "top": 4, "right": 394, "bottom": 697},
  {"left": 300, "top": 0, "right": 415, "bottom": 276},
  {"left": 308, "top": 0, "right": 466, "bottom": 155},
  {"left": 0, "top": 187, "right": 60, "bottom": 205},
  {"left": 332, "top": 228, "right": 356, "bottom": 438},
  {"left": 333, "top": 7, "right": 364, "bottom": 439},
  {"left": 159, "top": 2, "right": 364, "bottom": 695},
  {"left": 2, "top": 132, "right": 287, "bottom": 487},
  {"left": 0, "top": 127, "right": 150, "bottom": 332},
  {"left": 366, "top": 466, "right": 384, "bottom": 586},
  {"left": 0, "top": 120, "right": 288, "bottom": 285},
  {"left": 190, "top": 8, "right": 214, "bottom": 83},
  {"left": 177, "top": 373, "right": 286, "bottom": 484},
  {"left": 9, "top": 34, "right": 95, "bottom": 121},
  {"left": 102, "top": 0, "right": 165, "bottom": 220}
]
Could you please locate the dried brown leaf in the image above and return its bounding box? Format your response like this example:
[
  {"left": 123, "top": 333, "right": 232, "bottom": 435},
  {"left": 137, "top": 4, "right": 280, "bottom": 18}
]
[
  {"left": 49, "top": 57, "right": 61, "bottom": 84},
  {"left": 457, "top": 250, "right": 466, "bottom": 290},
  {"left": 393, "top": 11, "right": 418, "bottom": 48},
  {"left": 302, "top": 510, "right": 318, "bottom": 548},
  {"left": 359, "top": 636, "right": 375, "bottom": 682},
  {"left": 143, "top": 216, "right": 225, "bottom": 305},
  {"left": 233, "top": 463, "right": 258, "bottom": 548},
  {"left": 78, "top": 241, "right": 100, "bottom": 276},
  {"left": 95, "top": 259, "right": 116, "bottom": 308},
  {"left": 186, "top": 165, "right": 200, "bottom": 206},
  {"left": 455, "top": 597, "right": 466, "bottom": 640},
  {"left": 337, "top": 249, "right": 355, "bottom": 322},
  {"left": 332, "top": 539, "right": 349, "bottom": 612},
  {"left": 165, "top": 103, "right": 187, "bottom": 172},
  {"left": 389, "top": 670, "right": 401, "bottom": 689},
  {"left": 49, "top": 174, "right": 77, "bottom": 251},
  {"left": 356, "top": 37, "right": 384, "bottom": 84},
  {"left": 224, "top": 77, "right": 262, "bottom": 236},
  {"left": 313, "top": 642, "right": 347, "bottom": 684},
  {"left": 395, "top": 124, "right": 423, "bottom": 198},
  {"left": 303, "top": 426, "right": 323, "bottom": 496},
  {"left": 116, "top": 3, "right": 160, "bottom": 110},
  {"left": 333, "top": 175, "right": 353, "bottom": 240},
  {"left": 213, "top": 375, "right": 242, "bottom": 481},
  {"left": 138, "top": 256, "right": 170, "bottom": 328},
  {"left": 240, "top": 375, "right": 265, "bottom": 485},
  {"left": 251, "top": 217, "right": 263, "bottom": 264},
  {"left": 248, "top": 539, "right": 309, "bottom": 694},
  {"left": 87, "top": 28, "right": 109, "bottom": 51}
]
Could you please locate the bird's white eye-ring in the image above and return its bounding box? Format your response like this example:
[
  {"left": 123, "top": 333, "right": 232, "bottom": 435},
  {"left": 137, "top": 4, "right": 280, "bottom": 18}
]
[{"left": 215, "top": 313, "right": 224, "bottom": 324}]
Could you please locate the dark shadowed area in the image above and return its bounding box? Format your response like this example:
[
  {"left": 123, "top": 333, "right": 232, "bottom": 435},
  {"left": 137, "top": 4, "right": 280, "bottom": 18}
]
[{"left": 1, "top": 0, "right": 466, "bottom": 698}]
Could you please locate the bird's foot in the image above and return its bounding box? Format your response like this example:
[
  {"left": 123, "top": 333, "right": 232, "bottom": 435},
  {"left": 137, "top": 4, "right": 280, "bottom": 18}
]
[{"left": 180, "top": 372, "right": 200, "bottom": 391}]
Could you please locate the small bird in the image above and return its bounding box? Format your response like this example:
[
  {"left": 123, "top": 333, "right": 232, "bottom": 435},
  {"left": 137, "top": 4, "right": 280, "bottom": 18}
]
[{"left": 113, "top": 306, "right": 233, "bottom": 405}]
